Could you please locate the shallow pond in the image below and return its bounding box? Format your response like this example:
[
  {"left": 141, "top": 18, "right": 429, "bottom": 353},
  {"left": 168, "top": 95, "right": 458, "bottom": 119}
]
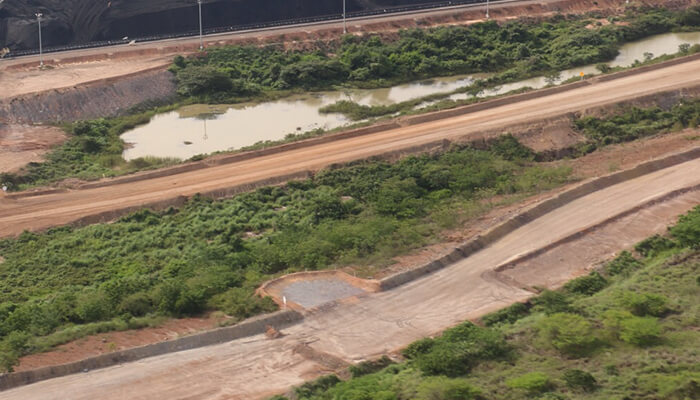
[{"left": 122, "top": 31, "right": 700, "bottom": 160}]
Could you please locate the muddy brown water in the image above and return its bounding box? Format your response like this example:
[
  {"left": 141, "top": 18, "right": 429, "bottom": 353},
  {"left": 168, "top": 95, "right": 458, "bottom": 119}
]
[{"left": 122, "top": 32, "right": 700, "bottom": 160}]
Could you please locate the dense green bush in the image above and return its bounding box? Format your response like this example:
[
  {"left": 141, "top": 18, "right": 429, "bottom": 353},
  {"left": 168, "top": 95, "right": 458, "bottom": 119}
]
[
  {"left": 506, "top": 372, "right": 553, "bottom": 394},
  {"left": 539, "top": 313, "right": 598, "bottom": 357},
  {"left": 669, "top": 205, "right": 700, "bottom": 249},
  {"left": 294, "top": 375, "right": 341, "bottom": 398},
  {"left": 574, "top": 99, "right": 700, "bottom": 151},
  {"left": 416, "top": 377, "right": 483, "bottom": 400},
  {"left": 481, "top": 302, "right": 530, "bottom": 326},
  {"left": 563, "top": 271, "right": 607, "bottom": 295},
  {"left": 173, "top": 7, "right": 700, "bottom": 100},
  {"left": 413, "top": 322, "right": 511, "bottom": 377},
  {"left": 603, "top": 310, "right": 663, "bottom": 346},
  {"left": 604, "top": 250, "right": 643, "bottom": 276},
  {"left": 532, "top": 290, "right": 574, "bottom": 315},
  {"left": 618, "top": 291, "right": 669, "bottom": 317},
  {"left": 562, "top": 369, "right": 598, "bottom": 392},
  {"left": 634, "top": 234, "right": 677, "bottom": 257}
]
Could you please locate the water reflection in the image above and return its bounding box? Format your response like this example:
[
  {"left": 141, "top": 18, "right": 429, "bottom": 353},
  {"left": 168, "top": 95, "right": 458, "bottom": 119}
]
[{"left": 122, "top": 31, "right": 700, "bottom": 160}]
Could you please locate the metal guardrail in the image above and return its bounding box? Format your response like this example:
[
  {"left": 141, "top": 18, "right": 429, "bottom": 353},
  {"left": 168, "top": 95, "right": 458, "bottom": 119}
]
[{"left": 3, "top": 0, "right": 485, "bottom": 59}]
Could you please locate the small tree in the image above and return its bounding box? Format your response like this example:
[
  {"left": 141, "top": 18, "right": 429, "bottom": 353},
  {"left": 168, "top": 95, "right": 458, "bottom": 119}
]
[
  {"left": 539, "top": 313, "right": 597, "bottom": 357},
  {"left": 563, "top": 369, "right": 598, "bottom": 392},
  {"left": 506, "top": 372, "right": 553, "bottom": 395}
]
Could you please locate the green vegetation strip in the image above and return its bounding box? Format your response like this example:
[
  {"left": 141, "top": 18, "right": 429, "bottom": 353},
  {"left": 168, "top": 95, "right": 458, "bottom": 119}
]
[
  {"left": 273, "top": 206, "right": 700, "bottom": 400},
  {"left": 171, "top": 7, "right": 700, "bottom": 100}
]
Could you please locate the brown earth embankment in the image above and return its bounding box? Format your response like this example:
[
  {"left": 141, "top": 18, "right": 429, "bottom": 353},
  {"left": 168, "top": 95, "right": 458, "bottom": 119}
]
[{"left": 0, "top": 67, "right": 176, "bottom": 124}]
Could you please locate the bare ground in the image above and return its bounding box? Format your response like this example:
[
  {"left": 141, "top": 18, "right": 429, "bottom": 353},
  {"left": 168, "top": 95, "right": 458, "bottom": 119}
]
[{"left": 0, "top": 124, "right": 66, "bottom": 173}]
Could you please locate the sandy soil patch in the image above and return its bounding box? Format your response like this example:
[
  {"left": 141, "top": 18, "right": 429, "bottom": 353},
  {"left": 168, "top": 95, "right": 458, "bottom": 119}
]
[
  {"left": 0, "top": 124, "right": 66, "bottom": 173},
  {"left": 0, "top": 57, "right": 172, "bottom": 99}
]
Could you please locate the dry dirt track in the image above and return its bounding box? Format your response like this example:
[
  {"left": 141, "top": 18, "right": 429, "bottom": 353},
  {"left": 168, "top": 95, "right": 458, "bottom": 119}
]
[
  {"left": 3, "top": 58, "right": 700, "bottom": 237},
  {"left": 3, "top": 155, "right": 699, "bottom": 400}
]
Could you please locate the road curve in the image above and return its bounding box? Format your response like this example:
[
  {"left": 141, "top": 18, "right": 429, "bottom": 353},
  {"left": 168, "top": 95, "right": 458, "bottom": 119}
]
[
  {"left": 2, "top": 59, "right": 700, "bottom": 237},
  {"left": 4, "top": 154, "right": 699, "bottom": 400}
]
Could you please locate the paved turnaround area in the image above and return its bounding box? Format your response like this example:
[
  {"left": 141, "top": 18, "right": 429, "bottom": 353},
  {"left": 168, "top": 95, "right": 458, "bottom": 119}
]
[
  {"left": 2, "top": 58, "right": 700, "bottom": 238},
  {"left": 3, "top": 153, "right": 700, "bottom": 399}
]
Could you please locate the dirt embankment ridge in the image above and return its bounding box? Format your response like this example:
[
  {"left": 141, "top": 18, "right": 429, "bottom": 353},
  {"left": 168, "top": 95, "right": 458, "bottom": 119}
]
[{"left": 0, "top": 67, "right": 176, "bottom": 124}]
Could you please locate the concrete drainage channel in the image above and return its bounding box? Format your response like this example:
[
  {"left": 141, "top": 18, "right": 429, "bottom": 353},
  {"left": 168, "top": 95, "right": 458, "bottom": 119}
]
[{"left": 1, "top": 146, "right": 698, "bottom": 391}]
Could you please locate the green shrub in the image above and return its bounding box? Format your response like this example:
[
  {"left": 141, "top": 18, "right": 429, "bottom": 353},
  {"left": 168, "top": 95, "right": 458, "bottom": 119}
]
[
  {"left": 118, "top": 293, "right": 153, "bottom": 317},
  {"left": 416, "top": 377, "right": 483, "bottom": 400},
  {"left": 532, "top": 290, "right": 574, "bottom": 315},
  {"left": 0, "top": 331, "right": 30, "bottom": 372},
  {"left": 481, "top": 302, "right": 530, "bottom": 326},
  {"left": 635, "top": 234, "right": 676, "bottom": 257},
  {"left": 605, "top": 251, "right": 642, "bottom": 276},
  {"left": 603, "top": 310, "right": 662, "bottom": 346},
  {"left": 618, "top": 291, "right": 669, "bottom": 317},
  {"left": 506, "top": 372, "right": 553, "bottom": 394},
  {"left": 669, "top": 205, "right": 700, "bottom": 249},
  {"left": 489, "top": 134, "right": 535, "bottom": 161},
  {"left": 539, "top": 313, "right": 598, "bottom": 357},
  {"left": 619, "top": 316, "right": 663, "bottom": 346},
  {"left": 563, "top": 271, "right": 607, "bottom": 295},
  {"left": 563, "top": 369, "right": 598, "bottom": 392},
  {"left": 294, "top": 374, "right": 341, "bottom": 398},
  {"left": 414, "top": 323, "right": 511, "bottom": 376},
  {"left": 402, "top": 337, "right": 435, "bottom": 359}
]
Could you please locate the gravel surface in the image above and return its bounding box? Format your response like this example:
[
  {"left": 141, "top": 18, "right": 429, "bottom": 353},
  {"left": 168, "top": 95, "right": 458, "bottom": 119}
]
[{"left": 282, "top": 279, "right": 366, "bottom": 308}]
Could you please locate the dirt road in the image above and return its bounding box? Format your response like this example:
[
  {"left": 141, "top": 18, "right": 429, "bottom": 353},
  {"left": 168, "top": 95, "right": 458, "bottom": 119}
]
[
  {"left": 2, "top": 59, "right": 700, "bottom": 237},
  {"left": 3, "top": 153, "right": 698, "bottom": 400}
]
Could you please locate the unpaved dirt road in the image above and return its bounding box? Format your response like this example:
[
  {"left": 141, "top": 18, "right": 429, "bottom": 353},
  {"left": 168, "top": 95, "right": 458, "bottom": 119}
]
[
  {"left": 4, "top": 155, "right": 699, "bottom": 400},
  {"left": 2, "top": 59, "right": 700, "bottom": 238}
]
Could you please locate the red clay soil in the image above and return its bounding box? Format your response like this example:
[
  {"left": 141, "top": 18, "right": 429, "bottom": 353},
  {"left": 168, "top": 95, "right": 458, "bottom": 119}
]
[{"left": 0, "top": 124, "right": 66, "bottom": 173}]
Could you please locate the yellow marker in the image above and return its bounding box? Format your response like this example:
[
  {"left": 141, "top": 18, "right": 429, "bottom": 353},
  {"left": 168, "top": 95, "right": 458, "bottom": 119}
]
[{"left": 580, "top": 71, "right": 585, "bottom": 77}]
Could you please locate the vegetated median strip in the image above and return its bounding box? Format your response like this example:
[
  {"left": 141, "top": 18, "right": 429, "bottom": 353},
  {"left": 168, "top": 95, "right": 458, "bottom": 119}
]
[
  {"left": 2, "top": 146, "right": 697, "bottom": 390},
  {"left": 10, "top": 51, "right": 700, "bottom": 201}
]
